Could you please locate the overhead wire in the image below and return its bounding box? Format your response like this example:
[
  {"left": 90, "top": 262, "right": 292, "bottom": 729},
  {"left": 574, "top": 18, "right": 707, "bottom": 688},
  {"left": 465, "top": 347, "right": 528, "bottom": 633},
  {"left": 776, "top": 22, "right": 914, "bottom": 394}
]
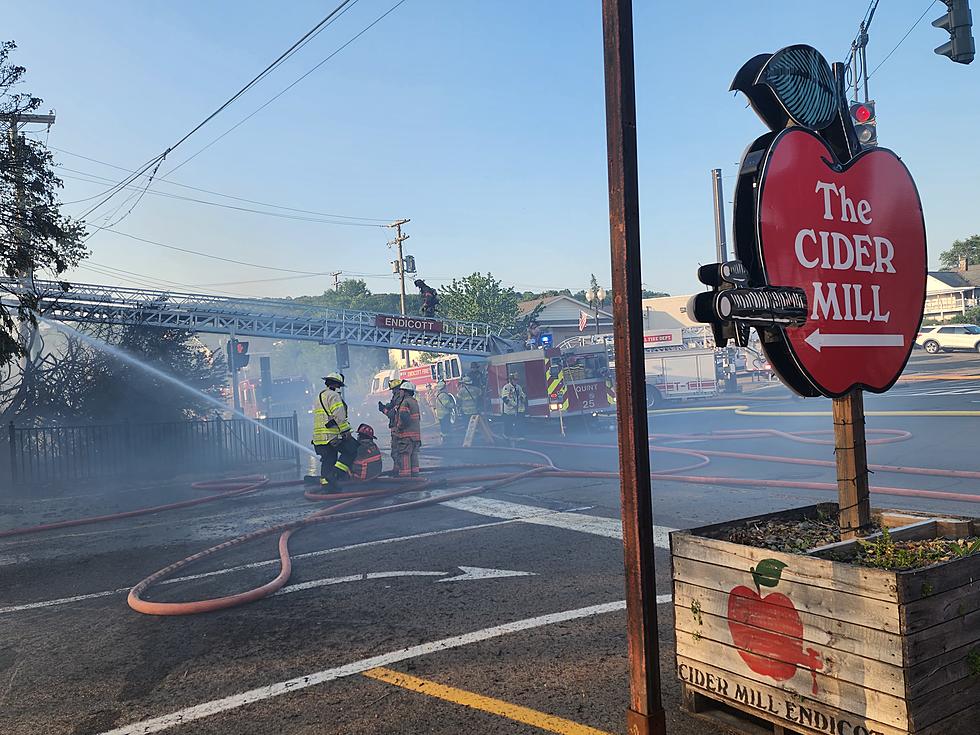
[
  {"left": 88, "top": 227, "right": 354, "bottom": 275},
  {"left": 163, "top": 0, "right": 410, "bottom": 178},
  {"left": 51, "top": 147, "right": 390, "bottom": 222},
  {"left": 58, "top": 169, "right": 387, "bottom": 227},
  {"left": 75, "top": 0, "right": 357, "bottom": 221},
  {"left": 868, "top": 1, "right": 939, "bottom": 78}
]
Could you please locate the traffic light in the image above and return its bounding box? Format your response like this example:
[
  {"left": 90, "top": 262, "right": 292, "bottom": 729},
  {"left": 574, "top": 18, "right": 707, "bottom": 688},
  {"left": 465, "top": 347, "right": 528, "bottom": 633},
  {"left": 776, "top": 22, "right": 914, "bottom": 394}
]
[
  {"left": 849, "top": 101, "right": 877, "bottom": 147},
  {"left": 335, "top": 341, "right": 350, "bottom": 371},
  {"left": 227, "top": 338, "right": 250, "bottom": 371},
  {"left": 934, "top": 0, "right": 975, "bottom": 64}
]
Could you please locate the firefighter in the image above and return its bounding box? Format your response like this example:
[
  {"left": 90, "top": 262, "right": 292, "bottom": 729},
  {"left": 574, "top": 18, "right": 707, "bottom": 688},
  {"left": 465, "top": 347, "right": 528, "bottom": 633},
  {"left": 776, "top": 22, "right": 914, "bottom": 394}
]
[
  {"left": 456, "top": 375, "right": 482, "bottom": 420},
  {"left": 379, "top": 378, "right": 405, "bottom": 472},
  {"left": 393, "top": 380, "right": 422, "bottom": 477},
  {"left": 312, "top": 372, "right": 358, "bottom": 490},
  {"left": 432, "top": 380, "right": 457, "bottom": 444},
  {"left": 414, "top": 279, "right": 439, "bottom": 317},
  {"left": 499, "top": 372, "right": 527, "bottom": 439},
  {"left": 350, "top": 423, "right": 383, "bottom": 481}
]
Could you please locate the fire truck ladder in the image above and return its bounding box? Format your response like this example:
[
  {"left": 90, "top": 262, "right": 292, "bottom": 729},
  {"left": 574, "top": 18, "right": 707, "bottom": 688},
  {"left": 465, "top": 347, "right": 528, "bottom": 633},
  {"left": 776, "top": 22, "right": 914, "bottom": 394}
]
[{"left": 1, "top": 279, "right": 518, "bottom": 357}]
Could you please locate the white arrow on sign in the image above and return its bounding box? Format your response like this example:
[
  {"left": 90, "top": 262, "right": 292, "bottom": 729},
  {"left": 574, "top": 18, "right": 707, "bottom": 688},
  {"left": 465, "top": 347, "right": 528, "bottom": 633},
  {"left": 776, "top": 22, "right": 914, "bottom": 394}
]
[
  {"left": 804, "top": 328, "right": 904, "bottom": 353},
  {"left": 277, "top": 567, "right": 535, "bottom": 596}
]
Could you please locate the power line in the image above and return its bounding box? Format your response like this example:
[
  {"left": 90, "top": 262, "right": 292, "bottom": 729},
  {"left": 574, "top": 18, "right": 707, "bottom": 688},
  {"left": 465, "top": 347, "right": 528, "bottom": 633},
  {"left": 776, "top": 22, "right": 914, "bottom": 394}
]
[
  {"left": 868, "top": 1, "right": 939, "bottom": 78},
  {"left": 59, "top": 169, "right": 387, "bottom": 227},
  {"left": 165, "top": 0, "right": 410, "bottom": 177},
  {"left": 51, "top": 146, "right": 390, "bottom": 221},
  {"left": 91, "top": 226, "right": 352, "bottom": 275},
  {"left": 77, "top": 0, "right": 357, "bottom": 221}
]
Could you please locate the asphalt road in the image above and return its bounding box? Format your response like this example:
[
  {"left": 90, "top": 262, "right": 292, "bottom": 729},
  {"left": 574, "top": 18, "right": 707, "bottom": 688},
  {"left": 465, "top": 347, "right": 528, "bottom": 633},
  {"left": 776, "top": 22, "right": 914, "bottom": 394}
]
[{"left": 2, "top": 350, "right": 979, "bottom": 735}]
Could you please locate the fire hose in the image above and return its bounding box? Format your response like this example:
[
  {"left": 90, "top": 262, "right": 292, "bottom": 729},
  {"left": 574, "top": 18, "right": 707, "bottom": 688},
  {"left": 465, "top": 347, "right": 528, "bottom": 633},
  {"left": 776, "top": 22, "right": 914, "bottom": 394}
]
[{"left": 2, "top": 432, "right": 980, "bottom": 617}]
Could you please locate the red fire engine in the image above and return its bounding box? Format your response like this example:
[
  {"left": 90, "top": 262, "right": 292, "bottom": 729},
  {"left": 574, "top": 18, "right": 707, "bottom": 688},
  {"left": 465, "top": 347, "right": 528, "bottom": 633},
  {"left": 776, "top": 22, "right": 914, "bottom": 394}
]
[{"left": 486, "top": 344, "right": 616, "bottom": 419}]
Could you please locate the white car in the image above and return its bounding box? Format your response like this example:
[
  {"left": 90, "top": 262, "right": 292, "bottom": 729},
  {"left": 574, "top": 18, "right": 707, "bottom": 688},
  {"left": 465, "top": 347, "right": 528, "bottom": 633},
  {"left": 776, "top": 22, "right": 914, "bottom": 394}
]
[{"left": 915, "top": 324, "right": 980, "bottom": 354}]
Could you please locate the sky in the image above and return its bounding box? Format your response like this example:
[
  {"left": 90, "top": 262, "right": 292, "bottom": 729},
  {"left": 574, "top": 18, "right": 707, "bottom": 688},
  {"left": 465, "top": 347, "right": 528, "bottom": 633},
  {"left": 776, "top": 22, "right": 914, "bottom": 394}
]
[{"left": 6, "top": 1, "right": 979, "bottom": 301}]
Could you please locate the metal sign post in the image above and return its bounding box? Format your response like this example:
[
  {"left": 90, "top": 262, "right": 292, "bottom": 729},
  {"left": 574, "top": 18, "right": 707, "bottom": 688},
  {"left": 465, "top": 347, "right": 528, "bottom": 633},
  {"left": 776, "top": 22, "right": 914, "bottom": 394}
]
[{"left": 601, "top": 2, "right": 667, "bottom": 734}]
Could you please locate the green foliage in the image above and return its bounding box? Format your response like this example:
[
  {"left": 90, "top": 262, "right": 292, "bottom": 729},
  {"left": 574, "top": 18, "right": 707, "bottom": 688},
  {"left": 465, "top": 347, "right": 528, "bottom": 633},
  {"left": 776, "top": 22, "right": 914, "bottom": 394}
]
[
  {"left": 439, "top": 272, "right": 524, "bottom": 333},
  {"left": 1, "top": 41, "right": 88, "bottom": 366},
  {"left": 855, "top": 528, "right": 980, "bottom": 571},
  {"left": 293, "top": 279, "right": 402, "bottom": 314},
  {"left": 923, "top": 306, "right": 980, "bottom": 326},
  {"left": 967, "top": 649, "right": 980, "bottom": 678},
  {"left": 938, "top": 234, "right": 980, "bottom": 271}
]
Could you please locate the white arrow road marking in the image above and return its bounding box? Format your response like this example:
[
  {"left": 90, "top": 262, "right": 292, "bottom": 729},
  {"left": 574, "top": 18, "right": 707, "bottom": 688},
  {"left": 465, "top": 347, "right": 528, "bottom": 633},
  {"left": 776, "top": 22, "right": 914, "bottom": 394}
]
[
  {"left": 277, "top": 567, "right": 535, "bottom": 595},
  {"left": 438, "top": 566, "right": 535, "bottom": 583},
  {"left": 97, "top": 595, "right": 674, "bottom": 735},
  {"left": 804, "top": 329, "right": 905, "bottom": 352}
]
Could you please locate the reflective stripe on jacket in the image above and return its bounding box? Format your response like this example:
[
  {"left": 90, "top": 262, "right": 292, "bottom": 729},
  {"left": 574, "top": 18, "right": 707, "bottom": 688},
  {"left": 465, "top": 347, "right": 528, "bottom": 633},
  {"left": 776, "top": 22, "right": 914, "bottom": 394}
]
[
  {"left": 500, "top": 382, "right": 527, "bottom": 415},
  {"left": 456, "top": 384, "right": 481, "bottom": 415},
  {"left": 312, "top": 387, "right": 350, "bottom": 445},
  {"left": 394, "top": 394, "right": 422, "bottom": 440},
  {"left": 352, "top": 438, "right": 383, "bottom": 481},
  {"left": 433, "top": 390, "right": 456, "bottom": 420}
]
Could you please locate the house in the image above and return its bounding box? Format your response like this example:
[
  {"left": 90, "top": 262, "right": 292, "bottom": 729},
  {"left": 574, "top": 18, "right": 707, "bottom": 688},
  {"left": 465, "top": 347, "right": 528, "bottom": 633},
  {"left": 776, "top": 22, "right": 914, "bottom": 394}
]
[
  {"left": 924, "top": 258, "right": 980, "bottom": 322},
  {"left": 640, "top": 295, "right": 697, "bottom": 330},
  {"left": 517, "top": 295, "right": 613, "bottom": 345}
]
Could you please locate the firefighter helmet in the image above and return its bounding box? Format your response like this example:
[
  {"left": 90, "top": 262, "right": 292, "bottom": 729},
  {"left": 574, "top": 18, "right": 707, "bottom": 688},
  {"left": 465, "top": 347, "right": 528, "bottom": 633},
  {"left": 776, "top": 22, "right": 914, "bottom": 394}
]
[
  {"left": 400, "top": 381, "right": 416, "bottom": 393},
  {"left": 389, "top": 378, "right": 403, "bottom": 390},
  {"left": 356, "top": 423, "right": 376, "bottom": 439},
  {"left": 323, "top": 372, "right": 345, "bottom": 386}
]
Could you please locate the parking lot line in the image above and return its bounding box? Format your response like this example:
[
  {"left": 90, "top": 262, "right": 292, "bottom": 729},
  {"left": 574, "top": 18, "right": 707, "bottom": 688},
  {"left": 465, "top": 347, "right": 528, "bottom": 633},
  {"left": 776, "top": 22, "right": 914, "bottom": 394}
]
[{"left": 363, "top": 666, "right": 612, "bottom": 735}]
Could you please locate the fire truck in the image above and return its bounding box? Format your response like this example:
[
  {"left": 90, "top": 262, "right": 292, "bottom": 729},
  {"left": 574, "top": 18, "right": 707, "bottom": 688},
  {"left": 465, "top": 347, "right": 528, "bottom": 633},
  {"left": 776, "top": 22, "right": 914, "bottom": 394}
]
[
  {"left": 486, "top": 344, "right": 616, "bottom": 420},
  {"left": 364, "top": 345, "right": 616, "bottom": 425}
]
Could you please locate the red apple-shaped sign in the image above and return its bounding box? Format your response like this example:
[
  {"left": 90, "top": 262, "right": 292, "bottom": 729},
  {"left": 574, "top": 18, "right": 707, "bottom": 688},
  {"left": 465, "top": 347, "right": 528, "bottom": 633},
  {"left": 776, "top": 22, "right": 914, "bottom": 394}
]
[{"left": 757, "top": 128, "right": 927, "bottom": 396}]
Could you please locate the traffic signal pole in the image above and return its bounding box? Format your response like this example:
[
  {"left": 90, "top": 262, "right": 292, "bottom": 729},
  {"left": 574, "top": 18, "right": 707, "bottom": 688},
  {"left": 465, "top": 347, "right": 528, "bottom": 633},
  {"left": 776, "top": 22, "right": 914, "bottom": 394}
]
[
  {"left": 229, "top": 334, "right": 242, "bottom": 415},
  {"left": 601, "top": 2, "right": 668, "bottom": 734}
]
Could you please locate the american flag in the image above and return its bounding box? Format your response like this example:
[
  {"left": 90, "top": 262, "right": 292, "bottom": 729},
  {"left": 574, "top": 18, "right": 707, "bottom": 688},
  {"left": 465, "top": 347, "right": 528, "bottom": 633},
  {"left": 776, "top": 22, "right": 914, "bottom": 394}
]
[{"left": 578, "top": 310, "right": 589, "bottom": 332}]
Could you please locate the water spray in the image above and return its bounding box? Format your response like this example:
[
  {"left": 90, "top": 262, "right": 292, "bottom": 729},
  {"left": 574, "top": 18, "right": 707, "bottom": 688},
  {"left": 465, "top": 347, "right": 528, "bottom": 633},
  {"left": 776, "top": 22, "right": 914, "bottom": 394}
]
[{"left": 37, "top": 317, "right": 316, "bottom": 457}]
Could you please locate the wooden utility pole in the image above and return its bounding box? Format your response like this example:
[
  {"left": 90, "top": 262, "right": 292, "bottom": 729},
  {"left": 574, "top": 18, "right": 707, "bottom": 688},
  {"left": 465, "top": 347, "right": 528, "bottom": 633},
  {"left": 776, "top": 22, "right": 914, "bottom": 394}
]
[
  {"left": 387, "top": 218, "right": 411, "bottom": 363},
  {"left": 601, "top": 2, "right": 668, "bottom": 734},
  {"left": 833, "top": 390, "right": 872, "bottom": 540}
]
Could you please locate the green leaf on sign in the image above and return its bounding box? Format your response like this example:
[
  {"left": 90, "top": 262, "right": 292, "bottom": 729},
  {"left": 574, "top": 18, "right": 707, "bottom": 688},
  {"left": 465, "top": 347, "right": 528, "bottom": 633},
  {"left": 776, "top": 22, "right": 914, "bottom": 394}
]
[{"left": 751, "top": 559, "right": 788, "bottom": 589}]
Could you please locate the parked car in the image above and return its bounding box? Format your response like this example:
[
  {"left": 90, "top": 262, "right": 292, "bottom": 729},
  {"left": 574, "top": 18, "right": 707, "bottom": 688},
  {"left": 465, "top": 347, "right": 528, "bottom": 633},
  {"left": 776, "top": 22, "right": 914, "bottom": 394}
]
[{"left": 915, "top": 324, "right": 980, "bottom": 354}]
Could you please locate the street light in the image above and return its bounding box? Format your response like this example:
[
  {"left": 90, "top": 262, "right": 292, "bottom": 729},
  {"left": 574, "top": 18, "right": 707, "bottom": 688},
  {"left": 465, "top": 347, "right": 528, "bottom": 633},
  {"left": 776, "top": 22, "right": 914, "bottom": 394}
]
[{"left": 586, "top": 286, "right": 607, "bottom": 335}]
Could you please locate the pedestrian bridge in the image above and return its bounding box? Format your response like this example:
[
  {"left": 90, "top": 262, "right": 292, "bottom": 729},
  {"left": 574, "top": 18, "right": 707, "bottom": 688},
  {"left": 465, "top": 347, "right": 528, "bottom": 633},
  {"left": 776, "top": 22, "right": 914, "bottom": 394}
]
[{"left": 1, "top": 279, "right": 518, "bottom": 357}]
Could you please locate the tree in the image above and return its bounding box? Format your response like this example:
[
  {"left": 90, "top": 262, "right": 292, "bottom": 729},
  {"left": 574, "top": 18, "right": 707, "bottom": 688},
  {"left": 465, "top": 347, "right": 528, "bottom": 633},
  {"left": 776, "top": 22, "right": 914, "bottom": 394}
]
[
  {"left": 439, "top": 272, "right": 525, "bottom": 333},
  {"left": 1, "top": 41, "right": 88, "bottom": 366},
  {"left": 938, "top": 235, "right": 980, "bottom": 271}
]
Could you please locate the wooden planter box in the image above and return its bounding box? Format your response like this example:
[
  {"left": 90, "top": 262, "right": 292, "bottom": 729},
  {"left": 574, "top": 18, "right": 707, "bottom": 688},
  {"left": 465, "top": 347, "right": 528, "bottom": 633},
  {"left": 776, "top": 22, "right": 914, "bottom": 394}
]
[{"left": 671, "top": 503, "right": 980, "bottom": 735}]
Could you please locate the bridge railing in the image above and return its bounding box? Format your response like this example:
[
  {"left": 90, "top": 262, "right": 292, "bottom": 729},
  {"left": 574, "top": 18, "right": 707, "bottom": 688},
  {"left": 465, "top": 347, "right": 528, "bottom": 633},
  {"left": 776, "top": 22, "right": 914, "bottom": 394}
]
[{"left": 4, "top": 415, "right": 301, "bottom": 493}]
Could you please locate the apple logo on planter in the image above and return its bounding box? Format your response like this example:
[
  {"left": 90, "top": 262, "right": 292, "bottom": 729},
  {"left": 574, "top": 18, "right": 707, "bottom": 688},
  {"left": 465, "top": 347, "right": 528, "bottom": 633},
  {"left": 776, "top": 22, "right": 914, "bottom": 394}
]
[
  {"left": 730, "top": 45, "right": 927, "bottom": 398},
  {"left": 726, "top": 559, "right": 824, "bottom": 694}
]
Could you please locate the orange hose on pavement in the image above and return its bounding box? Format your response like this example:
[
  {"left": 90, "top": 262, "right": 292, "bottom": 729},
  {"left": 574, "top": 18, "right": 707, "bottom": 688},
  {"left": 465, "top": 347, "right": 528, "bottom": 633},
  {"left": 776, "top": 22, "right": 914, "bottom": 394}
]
[{"left": 6, "top": 435, "right": 980, "bottom": 617}]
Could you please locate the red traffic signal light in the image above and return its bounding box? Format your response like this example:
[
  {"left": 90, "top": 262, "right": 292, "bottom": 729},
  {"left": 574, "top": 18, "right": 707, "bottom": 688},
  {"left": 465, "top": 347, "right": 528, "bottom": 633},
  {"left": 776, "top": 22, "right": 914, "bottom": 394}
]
[
  {"left": 848, "top": 101, "right": 877, "bottom": 147},
  {"left": 227, "top": 339, "right": 250, "bottom": 370},
  {"left": 852, "top": 104, "right": 872, "bottom": 123}
]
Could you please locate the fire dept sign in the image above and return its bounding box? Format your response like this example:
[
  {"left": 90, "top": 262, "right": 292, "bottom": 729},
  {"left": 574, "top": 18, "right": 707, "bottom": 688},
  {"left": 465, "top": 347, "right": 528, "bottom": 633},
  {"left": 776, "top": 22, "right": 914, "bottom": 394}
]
[{"left": 728, "top": 44, "right": 927, "bottom": 397}]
